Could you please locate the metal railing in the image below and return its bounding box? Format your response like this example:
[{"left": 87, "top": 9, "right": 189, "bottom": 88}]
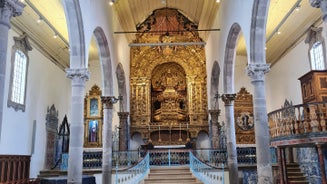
[
  {"left": 149, "top": 149, "right": 189, "bottom": 166},
  {"left": 193, "top": 148, "right": 257, "bottom": 166},
  {"left": 189, "top": 151, "right": 225, "bottom": 184},
  {"left": 82, "top": 150, "right": 144, "bottom": 169},
  {"left": 268, "top": 102, "right": 327, "bottom": 140},
  {"left": 114, "top": 153, "right": 150, "bottom": 184}
]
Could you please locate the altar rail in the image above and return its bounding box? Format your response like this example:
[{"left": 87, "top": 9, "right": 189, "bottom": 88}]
[
  {"left": 0, "top": 155, "right": 39, "bottom": 184},
  {"left": 268, "top": 102, "right": 327, "bottom": 145}
]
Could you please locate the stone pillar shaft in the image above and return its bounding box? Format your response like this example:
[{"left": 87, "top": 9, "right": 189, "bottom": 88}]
[
  {"left": 317, "top": 143, "right": 327, "bottom": 184},
  {"left": 277, "top": 147, "right": 284, "bottom": 184},
  {"left": 209, "top": 109, "right": 220, "bottom": 149},
  {"left": 0, "top": 0, "right": 24, "bottom": 141},
  {"left": 222, "top": 94, "right": 238, "bottom": 184},
  {"left": 102, "top": 96, "right": 117, "bottom": 184},
  {"left": 118, "top": 112, "right": 129, "bottom": 151},
  {"left": 247, "top": 63, "right": 273, "bottom": 183},
  {"left": 66, "top": 68, "right": 89, "bottom": 184}
]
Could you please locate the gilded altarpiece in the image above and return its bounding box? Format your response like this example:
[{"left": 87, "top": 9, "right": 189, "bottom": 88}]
[
  {"left": 84, "top": 85, "right": 103, "bottom": 147},
  {"left": 234, "top": 87, "right": 255, "bottom": 144},
  {"left": 130, "top": 8, "right": 208, "bottom": 145}
]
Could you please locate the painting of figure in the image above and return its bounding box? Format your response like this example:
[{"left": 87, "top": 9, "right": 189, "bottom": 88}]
[
  {"left": 90, "top": 98, "right": 99, "bottom": 116},
  {"left": 89, "top": 120, "right": 98, "bottom": 142}
]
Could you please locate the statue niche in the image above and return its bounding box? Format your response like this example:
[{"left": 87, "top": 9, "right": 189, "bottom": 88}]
[{"left": 151, "top": 62, "right": 187, "bottom": 124}]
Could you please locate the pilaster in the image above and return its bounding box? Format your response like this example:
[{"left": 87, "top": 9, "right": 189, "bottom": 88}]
[
  {"left": 0, "top": 0, "right": 24, "bottom": 142},
  {"left": 247, "top": 63, "right": 273, "bottom": 184},
  {"left": 208, "top": 109, "right": 220, "bottom": 149},
  {"left": 66, "top": 68, "right": 89, "bottom": 184},
  {"left": 118, "top": 112, "right": 129, "bottom": 151},
  {"left": 221, "top": 93, "right": 238, "bottom": 184},
  {"left": 101, "top": 96, "right": 118, "bottom": 184}
]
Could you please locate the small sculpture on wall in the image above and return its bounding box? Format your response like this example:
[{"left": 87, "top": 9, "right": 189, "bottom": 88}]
[{"left": 236, "top": 112, "right": 254, "bottom": 131}]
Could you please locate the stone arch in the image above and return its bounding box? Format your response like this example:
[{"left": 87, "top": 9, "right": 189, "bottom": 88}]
[
  {"left": 116, "top": 63, "right": 127, "bottom": 109},
  {"left": 62, "top": 0, "right": 86, "bottom": 68},
  {"left": 250, "top": 0, "right": 269, "bottom": 64},
  {"left": 223, "top": 23, "right": 242, "bottom": 93},
  {"left": 210, "top": 61, "right": 220, "bottom": 109},
  {"left": 93, "top": 27, "right": 113, "bottom": 95}
]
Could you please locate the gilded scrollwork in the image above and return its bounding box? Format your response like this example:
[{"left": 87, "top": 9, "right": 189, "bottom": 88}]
[{"left": 130, "top": 8, "right": 208, "bottom": 145}]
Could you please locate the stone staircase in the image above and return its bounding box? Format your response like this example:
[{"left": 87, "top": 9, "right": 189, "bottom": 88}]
[
  {"left": 143, "top": 166, "right": 202, "bottom": 184},
  {"left": 287, "top": 163, "right": 308, "bottom": 184}
]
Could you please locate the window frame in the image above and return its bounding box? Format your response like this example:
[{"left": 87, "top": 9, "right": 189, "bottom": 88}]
[
  {"left": 306, "top": 27, "right": 327, "bottom": 71},
  {"left": 7, "top": 33, "right": 32, "bottom": 112}
]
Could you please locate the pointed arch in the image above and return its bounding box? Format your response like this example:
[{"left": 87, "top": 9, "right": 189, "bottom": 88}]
[
  {"left": 62, "top": 0, "right": 86, "bottom": 68},
  {"left": 93, "top": 27, "right": 113, "bottom": 96},
  {"left": 250, "top": 0, "right": 269, "bottom": 64},
  {"left": 223, "top": 23, "right": 242, "bottom": 93}
]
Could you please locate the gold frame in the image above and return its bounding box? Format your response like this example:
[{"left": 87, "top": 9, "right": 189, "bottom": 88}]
[{"left": 84, "top": 85, "right": 103, "bottom": 147}]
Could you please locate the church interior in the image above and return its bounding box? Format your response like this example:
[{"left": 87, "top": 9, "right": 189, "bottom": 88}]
[{"left": 0, "top": 0, "right": 327, "bottom": 183}]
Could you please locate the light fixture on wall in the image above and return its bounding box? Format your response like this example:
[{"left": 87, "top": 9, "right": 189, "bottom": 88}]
[
  {"left": 216, "top": 0, "right": 220, "bottom": 3},
  {"left": 109, "top": 0, "right": 116, "bottom": 6}
]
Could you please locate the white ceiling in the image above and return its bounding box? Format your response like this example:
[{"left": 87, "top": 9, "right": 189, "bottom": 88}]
[{"left": 11, "top": 0, "right": 322, "bottom": 69}]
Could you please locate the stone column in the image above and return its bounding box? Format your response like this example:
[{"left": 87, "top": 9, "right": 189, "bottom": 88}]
[
  {"left": 316, "top": 143, "right": 327, "bottom": 184},
  {"left": 247, "top": 63, "right": 273, "bottom": 183},
  {"left": 102, "top": 96, "right": 118, "bottom": 184},
  {"left": 276, "top": 147, "right": 284, "bottom": 184},
  {"left": 221, "top": 94, "right": 238, "bottom": 184},
  {"left": 118, "top": 112, "right": 129, "bottom": 151},
  {"left": 208, "top": 109, "right": 220, "bottom": 149},
  {"left": 0, "top": 0, "right": 24, "bottom": 141},
  {"left": 66, "top": 68, "right": 89, "bottom": 184}
]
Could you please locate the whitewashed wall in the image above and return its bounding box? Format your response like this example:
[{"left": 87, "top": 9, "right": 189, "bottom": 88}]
[
  {"left": 0, "top": 29, "right": 71, "bottom": 178},
  {"left": 266, "top": 39, "right": 311, "bottom": 112}
]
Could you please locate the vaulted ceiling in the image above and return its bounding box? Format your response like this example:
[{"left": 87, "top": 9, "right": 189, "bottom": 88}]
[{"left": 10, "top": 0, "right": 322, "bottom": 70}]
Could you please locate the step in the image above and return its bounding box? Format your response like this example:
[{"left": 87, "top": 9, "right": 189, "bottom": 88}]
[
  {"left": 144, "top": 178, "right": 197, "bottom": 183},
  {"left": 289, "top": 180, "right": 309, "bottom": 184},
  {"left": 287, "top": 172, "right": 306, "bottom": 177}
]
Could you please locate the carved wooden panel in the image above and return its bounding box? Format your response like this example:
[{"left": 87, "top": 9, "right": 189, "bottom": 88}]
[
  {"left": 234, "top": 87, "right": 255, "bottom": 144},
  {"left": 299, "top": 70, "right": 327, "bottom": 103},
  {"left": 130, "top": 8, "right": 208, "bottom": 145}
]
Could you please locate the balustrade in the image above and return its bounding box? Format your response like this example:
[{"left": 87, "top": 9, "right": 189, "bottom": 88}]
[
  {"left": 189, "top": 151, "right": 225, "bottom": 184},
  {"left": 0, "top": 155, "right": 39, "bottom": 184},
  {"left": 268, "top": 102, "right": 327, "bottom": 139}
]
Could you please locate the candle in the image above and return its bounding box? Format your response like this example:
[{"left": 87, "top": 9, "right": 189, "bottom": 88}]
[
  {"left": 187, "top": 123, "right": 188, "bottom": 129},
  {"left": 148, "top": 125, "right": 150, "bottom": 130},
  {"left": 159, "top": 125, "right": 160, "bottom": 131}
]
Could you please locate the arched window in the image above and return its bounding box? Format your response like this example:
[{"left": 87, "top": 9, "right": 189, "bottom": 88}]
[
  {"left": 309, "top": 41, "right": 325, "bottom": 70},
  {"left": 306, "top": 27, "right": 326, "bottom": 70},
  {"left": 7, "top": 33, "right": 32, "bottom": 112}
]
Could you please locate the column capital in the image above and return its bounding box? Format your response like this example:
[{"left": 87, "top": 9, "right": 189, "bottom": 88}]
[
  {"left": 101, "top": 96, "right": 119, "bottom": 109},
  {"left": 246, "top": 63, "right": 270, "bottom": 82},
  {"left": 208, "top": 109, "right": 221, "bottom": 115},
  {"left": 0, "top": 0, "right": 25, "bottom": 28},
  {"left": 221, "top": 94, "right": 236, "bottom": 105},
  {"left": 118, "top": 112, "right": 129, "bottom": 118},
  {"left": 66, "top": 68, "right": 89, "bottom": 85},
  {"left": 310, "top": 0, "right": 323, "bottom": 8},
  {"left": 310, "top": 0, "right": 327, "bottom": 21}
]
